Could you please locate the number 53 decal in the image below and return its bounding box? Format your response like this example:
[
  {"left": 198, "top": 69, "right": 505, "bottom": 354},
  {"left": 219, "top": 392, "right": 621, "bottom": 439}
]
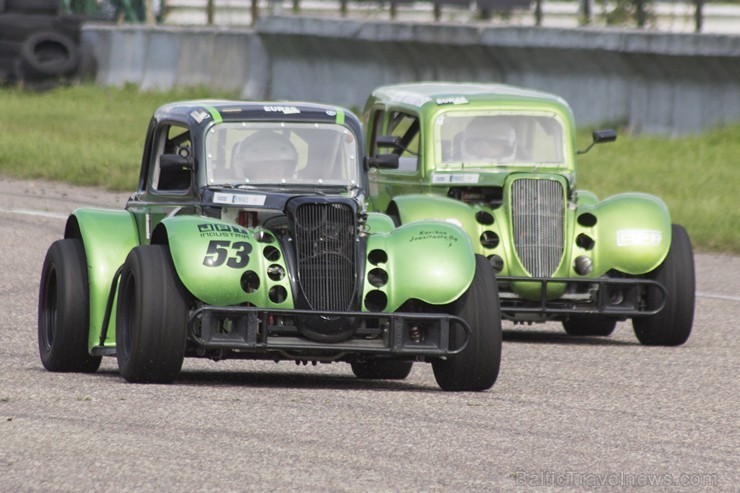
[{"left": 203, "top": 240, "right": 252, "bottom": 268}]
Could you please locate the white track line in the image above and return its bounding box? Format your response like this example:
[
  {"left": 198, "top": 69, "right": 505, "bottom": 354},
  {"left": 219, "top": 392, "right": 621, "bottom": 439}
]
[
  {"left": 0, "top": 208, "right": 68, "bottom": 220},
  {"left": 696, "top": 292, "right": 740, "bottom": 302}
]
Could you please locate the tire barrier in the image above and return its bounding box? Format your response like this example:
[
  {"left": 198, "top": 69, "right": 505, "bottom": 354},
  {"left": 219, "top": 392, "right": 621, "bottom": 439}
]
[
  {"left": 0, "top": 0, "right": 61, "bottom": 16},
  {"left": 0, "top": 12, "right": 86, "bottom": 84},
  {"left": 20, "top": 31, "right": 80, "bottom": 77}
]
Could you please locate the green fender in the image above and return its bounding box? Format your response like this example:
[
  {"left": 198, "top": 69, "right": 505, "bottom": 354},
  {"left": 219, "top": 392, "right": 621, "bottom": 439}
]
[
  {"left": 584, "top": 192, "right": 672, "bottom": 275},
  {"left": 363, "top": 220, "right": 476, "bottom": 312},
  {"left": 365, "top": 212, "right": 396, "bottom": 234},
  {"left": 66, "top": 208, "right": 140, "bottom": 350},
  {"left": 390, "top": 194, "right": 479, "bottom": 233},
  {"left": 575, "top": 189, "right": 599, "bottom": 207},
  {"left": 159, "top": 216, "right": 294, "bottom": 308}
]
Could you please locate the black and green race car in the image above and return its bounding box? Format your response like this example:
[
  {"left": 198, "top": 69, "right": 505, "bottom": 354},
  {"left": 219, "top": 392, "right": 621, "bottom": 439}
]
[{"left": 38, "top": 100, "right": 502, "bottom": 391}]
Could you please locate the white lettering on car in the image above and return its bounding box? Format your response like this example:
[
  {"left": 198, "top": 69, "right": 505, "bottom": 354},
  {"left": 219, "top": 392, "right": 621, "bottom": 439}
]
[
  {"left": 213, "top": 192, "right": 267, "bottom": 206},
  {"left": 263, "top": 106, "right": 301, "bottom": 114},
  {"left": 435, "top": 96, "right": 469, "bottom": 105},
  {"left": 617, "top": 229, "right": 662, "bottom": 247}
]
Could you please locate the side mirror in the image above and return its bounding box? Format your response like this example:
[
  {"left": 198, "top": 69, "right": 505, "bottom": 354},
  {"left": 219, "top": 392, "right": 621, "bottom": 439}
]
[
  {"left": 592, "top": 129, "right": 617, "bottom": 144},
  {"left": 376, "top": 135, "right": 403, "bottom": 150},
  {"left": 364, "top": 154, "right": 400, "bottom": 170},
  {"left": 577, "top": 129, "right": 617, "bottom": 155},
  {"left": 160, "top": 153, "right": 194, "bottom": 172}
]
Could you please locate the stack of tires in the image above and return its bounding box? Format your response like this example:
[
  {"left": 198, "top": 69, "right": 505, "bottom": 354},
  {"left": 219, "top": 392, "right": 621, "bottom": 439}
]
[{"left": 0, "top": 0, "right": 88, "bottom": 85}]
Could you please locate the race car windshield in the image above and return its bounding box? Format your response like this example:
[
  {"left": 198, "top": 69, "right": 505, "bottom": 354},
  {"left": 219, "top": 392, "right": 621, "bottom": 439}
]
[
  {"left": 435, "top": 112, "right": 566, "bottom": 167},
  {"left": 205, "top": 122, "right": 360, "bottom": 186}
]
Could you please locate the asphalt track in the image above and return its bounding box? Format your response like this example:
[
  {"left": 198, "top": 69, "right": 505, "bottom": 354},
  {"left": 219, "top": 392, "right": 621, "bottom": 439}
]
[{"left": 0, "top": 177, "right": 737, "bottom": 492}]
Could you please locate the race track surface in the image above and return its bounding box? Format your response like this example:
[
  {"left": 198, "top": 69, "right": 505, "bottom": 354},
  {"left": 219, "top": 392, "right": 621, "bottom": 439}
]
[{"left": 1, "top": 177, "right": 737, "bottom": 492}]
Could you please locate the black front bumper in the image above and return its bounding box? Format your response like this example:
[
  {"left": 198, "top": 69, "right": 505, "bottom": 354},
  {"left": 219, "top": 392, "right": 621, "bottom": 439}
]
[
  {"left": 497, "top": 276, "right": 667, "bottom": 319},
  {"left": 188, "top": 306, "right": 470, "bottom": 357}
]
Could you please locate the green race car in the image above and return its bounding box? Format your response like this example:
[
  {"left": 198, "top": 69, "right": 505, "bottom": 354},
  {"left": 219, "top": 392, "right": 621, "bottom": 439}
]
[
  {"left": 364, "top": 82, "right": 694, "bottom": 345},
  {"left": 38, "top": 100, "right": 502, "bottom": 391}
]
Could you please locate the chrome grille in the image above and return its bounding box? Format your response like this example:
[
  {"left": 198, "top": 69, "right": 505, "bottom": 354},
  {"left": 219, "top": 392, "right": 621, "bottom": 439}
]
[
  {"left": 511, "top": 178, "right": 565, "bottom": 277},
  {"left": 293, "top": 202, "right": 357, "bottom": 311}
]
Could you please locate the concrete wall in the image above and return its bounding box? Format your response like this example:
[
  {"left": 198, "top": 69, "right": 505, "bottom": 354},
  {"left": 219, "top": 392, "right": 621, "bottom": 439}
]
[
  {"left": 82, "top": 17, "right": 740, "bottom": 135},
  {"left": 83, "top": 25, "right": 255, "bottom": 93}
]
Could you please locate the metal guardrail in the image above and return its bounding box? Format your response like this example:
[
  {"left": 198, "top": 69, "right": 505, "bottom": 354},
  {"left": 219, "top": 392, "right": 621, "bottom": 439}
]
[{"left": 71, "top": 0, "right": 740, "bottom": 34}]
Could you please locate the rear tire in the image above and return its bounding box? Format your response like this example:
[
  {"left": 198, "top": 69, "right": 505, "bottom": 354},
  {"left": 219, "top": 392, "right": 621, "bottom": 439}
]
[
  {"left": 116, "top": 245, "right": 190, "bottom": 383},
  {"left": 633, "top": 224, "right": 695, "bottom": 346},
  {"left": 432, "top": 255, "right": 502, "bottom": 391},
  {"left": 351, "top": 360, "right": 413, "bottom": 380},
  {"left": 38, "top": 239, "right": 101, "bottom": 373},
  {"left": 563, "top": 317, "right": 617, "bottom": 337}
]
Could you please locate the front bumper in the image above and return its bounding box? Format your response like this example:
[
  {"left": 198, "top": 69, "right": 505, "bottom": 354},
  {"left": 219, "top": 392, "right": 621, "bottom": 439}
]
[
  {"left": 188, "top": 306, "right": 471, "bottom": 357},
  {"left": 497, "top": 276, "right": 667, "bottom": 320}
]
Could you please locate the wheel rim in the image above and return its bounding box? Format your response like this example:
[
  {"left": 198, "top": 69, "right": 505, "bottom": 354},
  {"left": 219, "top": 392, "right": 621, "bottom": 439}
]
[{"left": 41, "top": 266, "right": 58, "bottom": 351}]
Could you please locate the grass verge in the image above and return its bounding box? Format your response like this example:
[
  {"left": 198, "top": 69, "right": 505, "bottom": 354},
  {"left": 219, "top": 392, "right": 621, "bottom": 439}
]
[{"left": 577, "top": 126, "right": 739, "bottom": 253}]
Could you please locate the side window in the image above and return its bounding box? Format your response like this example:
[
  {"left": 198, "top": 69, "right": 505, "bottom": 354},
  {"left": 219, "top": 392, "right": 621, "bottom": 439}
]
[
  {"left": 151, "top": 124, "right": 192, "bottom": 192},
  {"left": 369, "top": 109, "right": 385, "bottom": 157},
  {"left": 388, "top": 112, "right": 420, "bottom": 173}
]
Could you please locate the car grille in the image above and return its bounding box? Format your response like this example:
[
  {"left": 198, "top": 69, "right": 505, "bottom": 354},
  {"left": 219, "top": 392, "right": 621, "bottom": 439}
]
[
  {"left": 293, "top": 201, "right": 357, "bottom": 311},
  {"left": 511, "top": 178, "right": 565, "bottom": 277}
]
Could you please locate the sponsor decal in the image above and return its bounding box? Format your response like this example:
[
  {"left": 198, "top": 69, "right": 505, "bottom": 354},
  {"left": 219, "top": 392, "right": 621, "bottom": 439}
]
[
  {"left": 390, "top": 93, "right": 432, "bottom": 107},
  {"left": 190, "top": 110, "right": 210, "bottom": 123},
  {"left": 213, "top": 192, "right": 267, "bottom": 206},
  {"left": 432, "top": 173, "right": 479, "bottom": 184},
  {"left": 617, "top": 229, "right": 662, "bottom": 247},
  {"left": 435, "top": 96, "right": 469, "bottom": 105},
  {"left": 264, "top": 105, "right": 301, "bottom": 115},
  {"left": 198, "top": 223, "right": 250, "bottom": 238},
  {"left": 409, "top": 229, "right": 459, "bottom": 248}
]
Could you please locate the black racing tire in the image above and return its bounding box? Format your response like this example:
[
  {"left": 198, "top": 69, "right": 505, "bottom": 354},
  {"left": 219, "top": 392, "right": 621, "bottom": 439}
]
[
  {"left": 562, "top": 316, "right": 617, "bottom": 337},
  {"left": 351, "top": 360, "right": 413, "bottom": 380},
  {"left": 116, "top": 245, "right": 190, "bottom": 383},
  {"left": 20, "top": 31, "right": 79, "bottom": 77},
  {"left": 386, "top": 202, "right": 401, "bottom": 227},
  {"left": 432, "top": 255, "right": 502, "bottom": 391},
  {"left": 633, "top": 224, "right": 695, "bottom": 346},
  {"left": 38, "top": 239, "right": 102, "bottom": 373}
]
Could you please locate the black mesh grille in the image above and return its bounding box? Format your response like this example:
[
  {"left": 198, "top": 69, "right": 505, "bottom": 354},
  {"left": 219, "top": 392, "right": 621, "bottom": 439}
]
[
  {"left": 293, "top": 202, "right": 357, "bottom": 311},
  {"left": 511, "top": 178, "right": 565, "bottom": 277}
]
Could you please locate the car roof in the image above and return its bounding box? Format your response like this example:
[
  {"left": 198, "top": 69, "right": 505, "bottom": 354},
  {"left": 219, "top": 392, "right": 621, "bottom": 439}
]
[
  {"left": 153, "top": 100, "right": 359, "bottom": 127},
  {"left": 368, "top": 82, "right": 571, "bottom": 112}
]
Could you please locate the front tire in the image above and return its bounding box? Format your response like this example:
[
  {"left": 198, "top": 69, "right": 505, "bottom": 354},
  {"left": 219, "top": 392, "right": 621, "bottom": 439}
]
[
  {"left": 38, "top": 239, "right": 102, "bottom": 373},
  {"left": 351, "top": 360, "right": 413, "bottom": 380},
  {"left": 116, "top": 245, "right": 190, "bottom": 383},
  {"left": 633, "top": 224, "right": 695, "bottom": 346},
  {"left": 432, "top": 255, "right": 502, "bottom": 391}
]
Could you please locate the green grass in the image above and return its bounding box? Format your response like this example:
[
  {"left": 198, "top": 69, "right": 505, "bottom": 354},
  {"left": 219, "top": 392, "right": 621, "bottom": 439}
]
[
  {"left": 576, "top": 126, "right": 740, "bottom": 253},
  {"left": 0, "top": 84, "right": 737, "bottom": 253},
  {"left": 0, "top": 84, "right": 238, "bottom": 189}
]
